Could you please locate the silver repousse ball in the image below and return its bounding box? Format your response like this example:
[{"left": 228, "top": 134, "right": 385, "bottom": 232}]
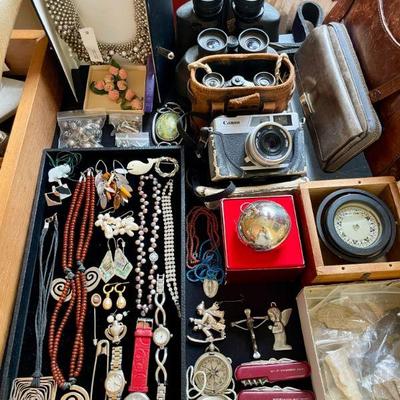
[{"left": 237, "top": 201, "right": 291, "bottom": 251}]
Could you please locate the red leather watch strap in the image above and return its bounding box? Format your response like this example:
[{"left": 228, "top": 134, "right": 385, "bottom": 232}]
[{"left": 128, "top": 319, "right": 153, "bottom": 393}]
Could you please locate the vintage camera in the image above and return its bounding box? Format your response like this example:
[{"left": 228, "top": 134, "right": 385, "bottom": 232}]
[{"left": 206, "top": 111, "right": 306, "bottom": 181}]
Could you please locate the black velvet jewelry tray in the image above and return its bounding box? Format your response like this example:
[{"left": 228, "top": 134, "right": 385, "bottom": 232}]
[
  {"left": 183, "top": 191, "right": 313, "bottom": 398},
  {"left": 0, "top": 147, "right": 185, "bottom": 400}
]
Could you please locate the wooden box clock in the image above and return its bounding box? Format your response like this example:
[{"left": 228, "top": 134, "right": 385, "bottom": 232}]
[{"left": 298, "top": 176, "right": 400, "bottom": 284}]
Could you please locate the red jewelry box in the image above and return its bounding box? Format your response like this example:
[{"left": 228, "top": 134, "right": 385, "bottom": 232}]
[{"left": 221, "top": 196, "right": 305, "bottom": 283}]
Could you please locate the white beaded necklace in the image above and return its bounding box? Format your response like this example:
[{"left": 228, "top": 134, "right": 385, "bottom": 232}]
[
  {"left": 134, "top": 174, "right": 162, "bottom": 316},
  {"left": 161, "top": 178, "right": 181, "bottom": 317}
]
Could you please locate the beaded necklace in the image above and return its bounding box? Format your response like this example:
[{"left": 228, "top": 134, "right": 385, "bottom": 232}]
[{"left": 48, "top": 169, "right": 95, "bottom": 390}]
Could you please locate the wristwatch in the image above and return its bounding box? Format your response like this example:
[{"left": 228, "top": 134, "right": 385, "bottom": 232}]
[
  {"left": 124, "top": 318, "right": 153, "bottom": 400},
  {"left": 105, "top": 346, "right": 126, "bottom": 400},
  {"left": 153, "top": 275, "right": 172, "bottom": 400}
]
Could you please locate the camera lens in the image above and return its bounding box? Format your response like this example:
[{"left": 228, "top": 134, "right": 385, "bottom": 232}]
[
  {"left": 253, "top": 72, "right": 276, "bottom": 87},
  {"left": 238, "top": 28, "right": 269, "bottom": 53},
  {"left": 198, "top": 28, "right": 228, "bottom": 56},
  {"left": 202, "top": 72, "right": 225, "bottom": 88},
  {"left": 245, "top": 122, "right": 292, "bottom": 167}
]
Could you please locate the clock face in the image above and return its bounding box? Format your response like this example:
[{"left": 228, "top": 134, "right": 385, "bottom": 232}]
[
  {"left": 105, "top": 372, "right": 124, "bottom": 393},
  {"left": 334, "top": 202, "right": 382, "bottom": 249},
  {"left": 194, "top": 352, "right": 232, "bottom": 395},
  {"left": 153, "top": 326, "right": 171, "bottom": 347}
]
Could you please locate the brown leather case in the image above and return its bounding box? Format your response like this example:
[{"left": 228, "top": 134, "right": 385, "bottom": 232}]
[
  {"left": 187, "top": 53, "right": 295, "bottom": 116},
  {"left": 325, "top": 0, "right": 400, "bottom": 177},
  {"left": 295, "top": 23, "right": 382, "bottom": 172}
]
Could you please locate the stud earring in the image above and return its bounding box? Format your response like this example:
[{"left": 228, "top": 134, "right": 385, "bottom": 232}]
[
  {"left": 115, "top": 283, "right": 127, "bottom": 310},
  {"left": 102, "top": 284, "right": 114, "bottom": 310}
]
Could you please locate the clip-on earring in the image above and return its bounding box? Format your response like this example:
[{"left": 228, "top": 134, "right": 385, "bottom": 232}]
[
  {"left": 115, "top": 282, "right": 128, "bottom": 309},
  {"left": 102, "top": 284, "right": 114, "bottom": 310}
]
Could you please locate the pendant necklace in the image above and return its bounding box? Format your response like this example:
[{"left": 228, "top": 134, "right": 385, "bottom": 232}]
[
  {"left": 10, "top": 215, "right": 59, "bottom": 400},
  {"left": 134, "top": 174, "right": 162, "bottom": 316},
  {"left": 48, "top": 169, "right": 95, "bottom": 391}
]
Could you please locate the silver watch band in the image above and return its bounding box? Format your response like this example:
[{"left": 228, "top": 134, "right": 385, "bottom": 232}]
[{"left": 155, "top": 275, "right": 168, "bottom": 400}]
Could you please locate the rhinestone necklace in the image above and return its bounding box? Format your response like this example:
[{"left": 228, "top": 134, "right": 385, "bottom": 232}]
[{"left": 44, "top": 0, "right": 152, "bottom": 64}]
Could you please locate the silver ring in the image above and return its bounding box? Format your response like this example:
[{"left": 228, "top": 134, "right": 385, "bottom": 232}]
[{"left": 155, "top": 157, "right": 179, "bottom": 178}]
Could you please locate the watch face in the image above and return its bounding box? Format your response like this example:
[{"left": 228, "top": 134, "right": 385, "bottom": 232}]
[
  {"left": 194, "top": 352, "right": 232, "bottom": 395},
  {"left": 334, "top": 202, "right": 382, "bottom": 249},
  {"left": 105, "top": 371, "right": 125, "bottom": 394},
  {"left": 153, "top": 326, "right": 171, "bottom": 347}
]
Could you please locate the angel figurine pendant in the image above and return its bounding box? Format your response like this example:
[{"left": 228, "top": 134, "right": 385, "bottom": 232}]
[{"left": 267, "top": 302, "right": 292, "bottom": 351}]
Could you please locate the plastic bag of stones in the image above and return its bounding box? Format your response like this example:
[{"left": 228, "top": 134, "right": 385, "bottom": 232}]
[
  {"left": 109, "top": 113, "right": 148, "bottom": 148},
  {"left": 57, "top": 110, "right": 106, "bottom": 148}
]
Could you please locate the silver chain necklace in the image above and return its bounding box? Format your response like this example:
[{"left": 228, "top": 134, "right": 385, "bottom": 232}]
[{"left": 44, "top": 0, "right": 152, "bottom": 64}]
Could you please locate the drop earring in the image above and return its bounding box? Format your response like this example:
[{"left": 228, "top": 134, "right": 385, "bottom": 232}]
[
  {"left": 115, "top": 283, "right": 127, "bottom": 310},
  {"left": 114, "top": 238, "right": 133, "bottom": 279},
  {"left": 102, "top": 284, "right": 114, "bottom": 310},
  {"left": 99, "top": 239, "right": 116, "bottom": 283}
]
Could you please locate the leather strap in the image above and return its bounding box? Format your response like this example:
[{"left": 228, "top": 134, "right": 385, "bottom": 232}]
[
  {"left": 128, "top": 319, "right": 153, "bottom": 393},
  {"left": 324, "top": 0, "right": 355, "bottom": 23},
  {"left": 369, "top": 73, "right": 400, "bottom": 103}
]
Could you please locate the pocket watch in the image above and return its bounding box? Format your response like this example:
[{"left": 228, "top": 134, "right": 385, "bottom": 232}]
[
  {"left": 193, "top": 346, "right": 233, "bottom": 395},
  {"left": 316, "top": 189, "right": 396, "bottom": 262}
]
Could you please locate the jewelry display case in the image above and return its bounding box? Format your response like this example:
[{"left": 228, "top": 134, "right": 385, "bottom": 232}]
[
  {"left": 297, "top": 176, "right": 400, "bottom": 285},
  {"left": 0, "top": 147, "right": 185, "bottom": 400}
]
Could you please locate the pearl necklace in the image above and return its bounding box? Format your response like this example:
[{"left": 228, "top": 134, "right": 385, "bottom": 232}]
[
  {"left": 161, "top": 178, "right": 181, "bottom": 317},
  {"left": 134, "top": 174, "right": 161, "bottom": 316}
]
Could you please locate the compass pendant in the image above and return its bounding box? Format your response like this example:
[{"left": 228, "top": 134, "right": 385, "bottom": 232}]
[
  {"left": 193, "top": 349, "right": 233, "bottom": 396},
  {"left": 316, "top": 189, "right": 396, "bottom": 262}
]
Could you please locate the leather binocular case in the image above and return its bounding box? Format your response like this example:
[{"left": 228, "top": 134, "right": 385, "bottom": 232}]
[{"left": 187, "top": 53, "right": 295, "bottom": 116}]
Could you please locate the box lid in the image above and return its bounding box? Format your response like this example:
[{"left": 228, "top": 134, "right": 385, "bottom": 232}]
[{"left": 31, "top": 0, "right": 175, "bottom": 103}]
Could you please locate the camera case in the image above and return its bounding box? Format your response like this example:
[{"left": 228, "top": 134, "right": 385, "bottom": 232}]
[
  {"left": 188, "top": 53, "right": 295, "bottom": 116},
  {"left": 207, "top": 110, "right": 307, "bottom": 182}
]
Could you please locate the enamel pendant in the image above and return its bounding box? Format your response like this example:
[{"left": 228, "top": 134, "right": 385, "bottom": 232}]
[
  {"left": 99, "top": 250, "right": 115, "bottom": 283},
  {"left": 114, "top": 248, "right": 133, "bottom": 279}
]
